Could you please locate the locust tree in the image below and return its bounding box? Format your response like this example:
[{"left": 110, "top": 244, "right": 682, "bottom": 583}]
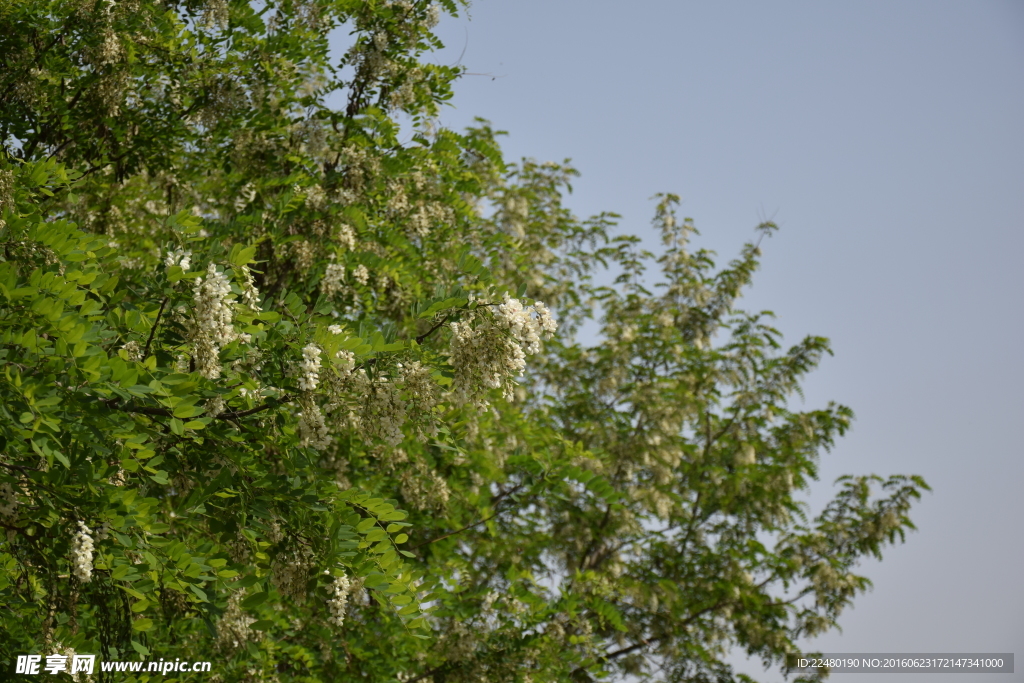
[{"left": 0, "top": 1, "right": 927, "bottom": 681}]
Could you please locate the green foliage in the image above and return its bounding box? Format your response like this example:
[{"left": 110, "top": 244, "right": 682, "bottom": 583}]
[{"left": 0, "top": 2, "right": 927, "bottom": 682}]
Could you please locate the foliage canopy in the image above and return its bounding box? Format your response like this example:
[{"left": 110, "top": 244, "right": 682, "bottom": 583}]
[{"left": 0, "top": 1, "right": 927, "bottom": 681}]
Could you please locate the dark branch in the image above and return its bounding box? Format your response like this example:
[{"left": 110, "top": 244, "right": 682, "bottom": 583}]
[
  {"left": 415, "top": 313, "right": 451, "bottom": 345},
  {"left": 101, "top": 395, "right": 291, "bottom": 421},
  {"left": 410, "top": 484, "right": 524, "bottom": 550},
  {"left": 142, "top": 297, "right": 169, "bottom": 359}
]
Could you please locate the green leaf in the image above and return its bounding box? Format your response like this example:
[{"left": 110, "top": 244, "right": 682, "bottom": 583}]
[
  {"left": 132, "top": 618, "right": 154, "bottom": 632},
  {"left": 121, "top": 587, "right": 146, "bottom": 600},
  {"left": 241, "top": 592, "right": 268, "bottom": 610}
]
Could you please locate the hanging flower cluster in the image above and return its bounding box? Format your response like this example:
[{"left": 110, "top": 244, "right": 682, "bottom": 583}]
[
  {"left": 238, "top": 264, "right": 260, "bottom": 308},
  {"left": 345, "top": 370, "right": 407, "bottom": 446},
  {"left": 217, "top": 591, "right": 255, "bottom": 651},
  {"left": 189, "top": 264, "right": 243, "bottom": 379},
  {"left": 70, "top": 521, "right": 95, "bottom": 583},
  {"left": 205, "top": 395, "right": 226, "bottom": 417},
  {"left": 448, "top": 294, "right": 557, "bottom": 406},
  {"left": 297, "top": 394, "right": 331, "bottom": 449},
  {"left": 297, "top": 343, "right": 322, "bottom": 392},
  {"left": 496, "top": 294, "right": 557, "bottom": 353},
  {"left": 325, "top": 571, "right": 352, "bottom": 627},
  {"left": 321, "top": 263, "right": 347, "bottom": 299},
  {"left": 271, "top": 545, "right": 316, "bottom": 602}
]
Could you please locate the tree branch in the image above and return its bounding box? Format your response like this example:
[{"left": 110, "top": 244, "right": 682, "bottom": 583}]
[
  {"left": 415, "top": 312, "right": 451, "bottom": 345},
  {"left": 142, "top": 297, "right": 169, "bottom": 359},
  {"left": 410, "top": 483, "right": 523, "bottom": 550},
  {"left": 101, "top": 395, "right": 291, "bottom": 421}
]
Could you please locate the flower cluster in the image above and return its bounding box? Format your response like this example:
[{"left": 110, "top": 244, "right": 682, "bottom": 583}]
[
  {"left": 448, "top": 295, "right": 557, "bottom": 406},
  {"left": 321, "top": 263, "right": 347, "bottom": 299},
  {"left": 70, "top": 521, "right": 95, "bottom": 583},
  {"left": 399, "top": 361, "right": 440, "bottom": 432},
  {"left": 205, "top": 396, "right": 226, "bottom": 417},
  {"left": 296, "top": 343, "right": 322, "bottom": 392},
  {"left": 399, "top": 460, "right": 451, "bottom": 512},
  {"left": 336, "top": 223, "right": 357, "bottom": 251},
  {"left": 238, "top": 264, "right": 260, "bottom": 309},
  {"left": 304, "top": 184, "right": 327, "bottom": 211},
  {"left": 495, "top": 294, "right": 557, "bottom": 353},
  {"left": 271, "top": 545, "right": 315, "bottom": 603},
  {"left": 325, "top": 572, "right": 352, "bottom": 627},
  {"left": 189, "top": 264, "right": 242, "bottom": 379},
  {"left": 297, "top": 394, "right": 331, "bottom": 449},
  {"left": 345, "top": 370, "right": 407, "bottom": 446},
  {"left": 164, "top": 247, "right": 192, "bottom": 272},
  {"left": 335, "top": 349, "right": 356, "bottom": 371},
  {"left": 121, "top": 340, "right": 142, "bottom": 362},
  {"left": 217, "top": 591, "right": 255, "bottom": 651},
  {"left": 0, "top": 482, "right": 17, "bottom": 520}
]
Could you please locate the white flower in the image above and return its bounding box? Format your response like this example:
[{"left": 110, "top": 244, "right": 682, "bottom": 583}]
[
  {"left": 121, "top": 340, "right": 143, "bottom": 362},
  {"left": 337, "top": 369, "right": 407, "bottom": 446},
  {"left": 328, "top": 324, "right": 344, "bottom": 335},
  {"left": 305, "top": 184, "right": 326, "bottom": 211},
  {"left": 321, "top": 263, "right": 347, "bottom": 299},
  {"left": 205, "top": 396, "right": 226, "bottom": 417},
  {"left": 71, "top": 521, "right": 95, "bottom": 583},
  {"left": 336, "top": 223, "right": 357, "bottom": 251},
  {"left": 164, "top": 247, "right": 192, "bottom": 272},
  {"left": 735, "top": 444, "right": 756, "bottom": 466},
  {"left": 447, "top": 294, "right": 557, "bottom": 406},
  {"left": 188, "top": 264, "right": 240, "bottom": 379},
  {"left": 326, "top": 572, "right": 352, "bottom": 627},
  {"left": 297, "top": 343, "right": 322, "bottom": 392},
  {"left": 238, "top": 264, "right": 260, "bottom": 309},
  {"left": 297, "top": 395, "right": 331, "bottom": 449},
  {"left": 425, "top": 3, "right": 440, "bottom": 28},
  {"left": 353, "top": 264, "right": 370, "bottom": 286},
  {"left": 271, "top": 545, "right": 315, "bottom": 602},
  {"left": 217, "top": 591, "right": 255, "bottom": 650},
  {"left": 334, "top": 349, "right": 355, "bottom": 373},
  {"left": 233, "top": 182, "right": 256, "bottom": 211}
]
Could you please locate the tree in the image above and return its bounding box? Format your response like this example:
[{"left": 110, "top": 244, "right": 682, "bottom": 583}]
[{"left": 0, "top": 1, "right": 928, "bottom": 681}]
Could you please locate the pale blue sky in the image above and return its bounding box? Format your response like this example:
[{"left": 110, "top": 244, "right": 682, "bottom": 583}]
[{"left": 420, "top": 1, "right": 1024, "bottom": 681}]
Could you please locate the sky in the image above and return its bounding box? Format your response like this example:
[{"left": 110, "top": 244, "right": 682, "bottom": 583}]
[{"left": 410, "top": 1, "right": 1024, "bottom": 681}]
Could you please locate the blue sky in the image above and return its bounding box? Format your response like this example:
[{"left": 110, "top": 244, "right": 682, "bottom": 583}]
[{"left": 415, "top": 1, "right": 1024, "bottom": 680}]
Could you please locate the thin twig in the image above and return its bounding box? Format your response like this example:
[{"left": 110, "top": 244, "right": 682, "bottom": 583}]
[
  {"left": 142, "top": 297, "right": 169, "bottom": 359},
  {"left": 102, "top": 395, "right": 290, "bottom": 421},
  {"left": 415, "top": 313, "right": 451, "bottom": 345},
  {"left": 408, "top": 511, "right": 500, "bottom": 550}
]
